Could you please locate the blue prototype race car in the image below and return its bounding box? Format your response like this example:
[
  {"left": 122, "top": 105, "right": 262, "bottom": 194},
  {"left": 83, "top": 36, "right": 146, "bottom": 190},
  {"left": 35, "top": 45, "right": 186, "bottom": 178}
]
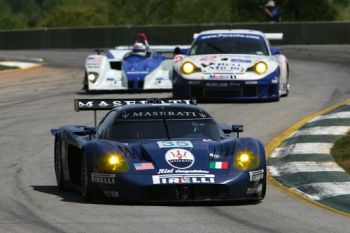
[{"left": 51, "top": 99, "right": 266, "bottom": 203}]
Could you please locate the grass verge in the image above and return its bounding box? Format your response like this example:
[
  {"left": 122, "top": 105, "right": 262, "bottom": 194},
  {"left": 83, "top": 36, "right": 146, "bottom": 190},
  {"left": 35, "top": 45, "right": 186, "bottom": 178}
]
[
  {"left": 0, "top": 64, "right": 15, "bottom": 71},
  {"left": 331, "top": 130, "right": 350, "bottom": 174}
]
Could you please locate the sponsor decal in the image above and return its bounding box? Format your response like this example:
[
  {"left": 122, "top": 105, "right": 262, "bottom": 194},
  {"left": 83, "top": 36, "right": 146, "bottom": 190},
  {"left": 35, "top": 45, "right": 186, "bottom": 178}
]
[
  {"left": 209, "top": 161, "right": 228, "bottom": 169},
  {"left": 158, "top": 168, "right": 209, "bottom": 174},
  {"left": 271, "top": 78, "right": 278, "bottom": 84},
  {"left": 103, "top": 191, "right": 119, "bottom": 198},
  {"left": 157, "top": 141, "right": 193, "bottom": 148},
  {"left": 247, "top": 187, "right": 257, "bottom": 195},
  {"left": 205, "top": 82, "right": 240, "bottom": 88},
  {"left": 199, "top": 33, "right": 262, "bottom": 41},
  {"left": 158, "top": 168, "right": 174, "bottom": 174},
  {"left": 152, "top": 174, "right": 215, "bottom": 184},
  {"left": 174, "top": 55, "right": 184, "bottom": 63},
  {"left": 133, "top": 162, "right": 155, "bottom": 170},
  {"left": 208, "top": 74, "right": 232, "bottom": 80},
  {"left": 165, "top": 149, "right": 195, "bottom": 169},
  {"left": 231, "top": 59, "right": 251, "bottom": 63},
  {"left": 86, "top": 56, "right": 102, "bottom": 64},
  {"left": 76, "top": 99, "right": 194, "bottom": 111},
  {"left": 209, "top": 153, "right": 220, "bottom": 159},
  {"left": 91, "top": 173, "right": 116, "bottom": 185},
  {"left": 249, "top": 169, "right": 264, "bottom": 182},
  {"left": 245, "top": 81, "right": 258, "bottom": 85},
  {"left": 200, "top": 55, "right": 217, "bottom": 61},
  {"left": 118, "top": 110, "right": 209, "bottom": 120}
]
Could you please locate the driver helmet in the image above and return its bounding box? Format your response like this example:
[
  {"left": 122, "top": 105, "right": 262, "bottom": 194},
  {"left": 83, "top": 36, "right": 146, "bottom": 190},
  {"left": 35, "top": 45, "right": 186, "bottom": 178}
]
[
  {"left": 265, "top": 0, "right": 275, "bottom": 7},
  {"left": 132, "top": 42, "right": 147, "bottom": 55}
]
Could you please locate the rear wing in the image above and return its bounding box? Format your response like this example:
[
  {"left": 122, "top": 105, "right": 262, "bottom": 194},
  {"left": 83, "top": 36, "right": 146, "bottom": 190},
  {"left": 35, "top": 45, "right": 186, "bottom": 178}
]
[
  {"left": 74, "top": 98, "right": 196, "bottom": 126},
  {"left": 74, "top": 98, "right": 196, "bottom": 112},
  {"left": 114, "top": 45, "right": 190, "bottom": 52},
  {"left": 264, "top": 33, "right": 283, "bottom": 40}
]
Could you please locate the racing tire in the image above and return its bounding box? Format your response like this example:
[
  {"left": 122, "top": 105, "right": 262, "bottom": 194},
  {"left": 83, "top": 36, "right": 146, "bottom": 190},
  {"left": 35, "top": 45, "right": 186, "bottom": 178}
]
[
  {"left": 81, "top": 155, "right": 96, "bottom": 201},
  {"left": 54, "top": 136, "right": 65, "bottom": 189},
  {"left": 83, "top": 72, "right": 90, "bottom": 93},
  {"left": 281, "top": 65, "right": 290, "bottom": 97},
  {"left": 172, "top": 84, "right": 181, "bottom": 98}
]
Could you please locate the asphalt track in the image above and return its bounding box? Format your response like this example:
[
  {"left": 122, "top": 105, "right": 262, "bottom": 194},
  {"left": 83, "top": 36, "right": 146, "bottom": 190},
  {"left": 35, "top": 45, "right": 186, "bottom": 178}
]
[{"left": 0, "top": 45, "right": 349, "bottom": 233}]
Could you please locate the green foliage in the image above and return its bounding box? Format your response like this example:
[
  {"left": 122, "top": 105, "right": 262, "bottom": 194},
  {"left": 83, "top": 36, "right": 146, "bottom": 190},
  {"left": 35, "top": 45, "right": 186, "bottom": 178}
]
[
  {"left": 0, "top": 0, "right": 347, "bottom": 29},
  {"left": 39, "top": 5, "right": 109, "bottom": 27},
  {"left": 0, "top": 12, "right": 27, "bottom": 29},
  {"left": 331, "top": 131, "right": 350, "bottom": 173}
]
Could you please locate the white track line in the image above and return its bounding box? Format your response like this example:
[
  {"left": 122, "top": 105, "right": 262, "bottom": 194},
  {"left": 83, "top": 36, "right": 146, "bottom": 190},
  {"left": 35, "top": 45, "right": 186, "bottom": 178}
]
[
  {"left": 292, "top": 126, "right": 350, "bottom": 136},
  {"left": 268, "top": 161, "right": 344, "bottom": 177},
  {"left": 292, "top": 182, "right": 350, "bottom": 200},
  {"left": 270, "top": 143, "right": 333, "bottom": 158},
  {"left": 310, "top": 111, "right": 350, "bottom": 122}
]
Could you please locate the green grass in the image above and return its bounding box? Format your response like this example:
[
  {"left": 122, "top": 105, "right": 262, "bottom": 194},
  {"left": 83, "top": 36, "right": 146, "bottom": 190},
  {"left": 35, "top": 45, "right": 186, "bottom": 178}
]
[
  {"left": 331, "top": 131, "right": 350, "bottom": 174},
  {"left": 0, "top": 64, "right": 14, "bottom": 71}
]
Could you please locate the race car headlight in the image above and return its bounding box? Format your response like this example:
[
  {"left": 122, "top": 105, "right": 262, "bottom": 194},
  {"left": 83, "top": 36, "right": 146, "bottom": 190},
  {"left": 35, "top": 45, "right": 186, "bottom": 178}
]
[
  {"left": 88, "top": 73, "right": 98, "bottom": 83},
  {"left": 234, "top": 151, "right": 260, "bottom": 171},
  {"left": 181, "top": 62, "right": 201, "bottom": 74},
  {"left": 254, "top": 62, "right": 268, "bottom": 75},
  {"left": 97, "top": 153, "right": 129, "bottom": 172}
]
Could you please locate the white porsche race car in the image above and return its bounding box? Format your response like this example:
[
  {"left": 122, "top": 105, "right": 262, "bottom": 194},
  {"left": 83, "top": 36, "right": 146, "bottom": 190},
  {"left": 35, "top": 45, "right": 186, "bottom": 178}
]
[{"left": 172, "top": 29, "right": 289, "bottom": 101}]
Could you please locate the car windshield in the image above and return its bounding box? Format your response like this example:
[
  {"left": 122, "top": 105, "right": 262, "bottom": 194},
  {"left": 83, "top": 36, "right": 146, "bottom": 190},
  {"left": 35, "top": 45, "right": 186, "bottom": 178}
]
[
  {"left": 190, "top": 35, "right": 269, "bottom": 56},
  {"left": 108, "top": 119, "right": 222, "bottom": 141}
]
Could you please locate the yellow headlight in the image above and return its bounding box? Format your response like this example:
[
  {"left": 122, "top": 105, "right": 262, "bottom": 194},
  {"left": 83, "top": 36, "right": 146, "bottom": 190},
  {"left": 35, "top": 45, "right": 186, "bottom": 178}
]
[
  {"left": 255, "top": 62, "right": 268, "bottom": 75},
  {"left": 234, "top": 151, "right": 260, "bottom": 171},
  {"left": 98, "top": 153, "right": 129, "bottom": 172},
  {"left": 181, "top": 62, "right": 196, "bottom": 74}
]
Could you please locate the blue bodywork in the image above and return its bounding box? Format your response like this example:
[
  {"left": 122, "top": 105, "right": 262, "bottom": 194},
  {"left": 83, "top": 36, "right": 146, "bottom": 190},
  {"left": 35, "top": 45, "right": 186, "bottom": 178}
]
[
  {"left": 122, "top": 52, "right": 165, "bottom": 90},
  {"left": 52, "top": 103, "right": 266, "bottom": 202}
]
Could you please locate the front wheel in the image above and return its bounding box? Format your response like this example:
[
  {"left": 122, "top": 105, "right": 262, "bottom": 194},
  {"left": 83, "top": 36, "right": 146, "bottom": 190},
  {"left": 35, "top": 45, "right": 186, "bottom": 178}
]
[
  {"left": 81, "top": 156, "right": 96, "bottom": 201},
  {"left": 54, "top": 137, "right": 65, "bottom": 189}
]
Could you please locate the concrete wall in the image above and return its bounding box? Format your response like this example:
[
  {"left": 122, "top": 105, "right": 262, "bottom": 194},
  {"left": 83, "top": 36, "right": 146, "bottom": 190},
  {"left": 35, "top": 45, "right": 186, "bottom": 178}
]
[{"left": 0, "top": 22, "right": 349, "bottom": 49}]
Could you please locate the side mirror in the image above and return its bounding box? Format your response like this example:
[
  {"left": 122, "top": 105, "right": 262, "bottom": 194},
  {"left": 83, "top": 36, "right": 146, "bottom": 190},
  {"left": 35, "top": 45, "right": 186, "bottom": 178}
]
[
  {"left": 270, "top": 47, "right": 280, "bottom": 55},
  {"left": 232, "top": 125, "right": 244, "bottom": 138},
  {"left": 218, "top": 123, "right": 232, "bottom": 134},
  {"left": 84, "top": 127, "right": 96, "bottom": 139},
  {"left": 95, "top": 49, "right": 104, "bottom": 55},
  {"left": 174, "top": 47, "right": 181, "bottom": 55},
  {"left": 173, "top": 47, "right": 189, "bottom": 56}
]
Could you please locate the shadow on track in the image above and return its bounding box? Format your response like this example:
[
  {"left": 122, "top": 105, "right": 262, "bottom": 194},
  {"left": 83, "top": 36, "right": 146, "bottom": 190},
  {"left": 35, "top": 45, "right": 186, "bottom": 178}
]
[
  {"left": 32, "top": 185, "right": 261, "bottom": 206},
  {"left": 32, "top": 185, "right": 86, "bottom": 203}
]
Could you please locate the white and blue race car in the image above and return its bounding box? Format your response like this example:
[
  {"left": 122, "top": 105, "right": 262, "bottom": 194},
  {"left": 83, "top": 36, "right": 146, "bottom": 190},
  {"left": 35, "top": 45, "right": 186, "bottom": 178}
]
[
  {"left": 172, "top": 29, "right": 289, "bottom": 101},
  {"left": 83, "top": 38, "right": 180, "bottom": 92}
]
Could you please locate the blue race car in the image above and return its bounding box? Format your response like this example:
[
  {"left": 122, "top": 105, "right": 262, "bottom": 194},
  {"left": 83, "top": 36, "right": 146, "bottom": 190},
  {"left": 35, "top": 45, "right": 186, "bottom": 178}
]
[
  {"left": 51, "top": 99, "right": 266, "bottom": 202},
  {"left": 172, "top": 29, "right": 289, "bottom": 101}
]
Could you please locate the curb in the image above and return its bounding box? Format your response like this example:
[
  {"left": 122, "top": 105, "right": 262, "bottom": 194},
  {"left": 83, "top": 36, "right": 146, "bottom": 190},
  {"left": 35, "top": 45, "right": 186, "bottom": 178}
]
[
  {"left": 265, "top": 98, "right": 350, "bottom": 217},
  {"left": 0, "top": 56, "right": 45, "bottom": 72}
]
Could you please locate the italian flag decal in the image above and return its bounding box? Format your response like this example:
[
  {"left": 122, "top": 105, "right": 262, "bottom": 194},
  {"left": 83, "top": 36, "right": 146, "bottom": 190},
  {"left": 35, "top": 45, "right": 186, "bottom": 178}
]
[{"left": 210, "top": 161, "right": 228, "bottom": 169}]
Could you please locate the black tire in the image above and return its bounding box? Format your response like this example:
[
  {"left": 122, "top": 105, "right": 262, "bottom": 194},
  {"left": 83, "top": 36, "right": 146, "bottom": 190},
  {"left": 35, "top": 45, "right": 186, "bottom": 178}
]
[
  {"left": 54, "top": 136, "right": 65, "bottom": 189},
  {"left": 83, "top": 72, "right": 89, "bottom": 92},
  {"left": 172, "top": 84, "right": 180, "bottom": 98},
  {"left": 281, "top": 64, "right": 290, "bottom": 97},
  {"left": 81, "top": 155, "right": 96, "bottom": 201}
]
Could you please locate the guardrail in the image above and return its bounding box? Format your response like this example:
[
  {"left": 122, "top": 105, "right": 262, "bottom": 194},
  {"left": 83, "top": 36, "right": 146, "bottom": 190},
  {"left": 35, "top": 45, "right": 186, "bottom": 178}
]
[{"left": 0, "top": 22, "right": 349, "bottom": 49}]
